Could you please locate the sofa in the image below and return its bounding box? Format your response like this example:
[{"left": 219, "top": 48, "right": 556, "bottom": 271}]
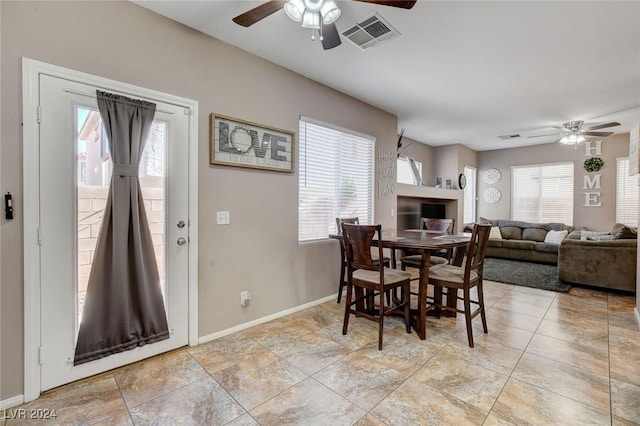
[
  {"left": 558, "top": 223, "right": 637, "bottom": 292},
  {"left": 478, "top": 219, "right": 571, "bottom": 265}
]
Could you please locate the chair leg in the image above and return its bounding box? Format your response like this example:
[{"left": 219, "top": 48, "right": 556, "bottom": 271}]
[
  {"left": 337, "top": 263, "right": 346, "bottom": 303},
  {"left": 378, "top": 291, "right": 384, "bottom": 350},
  {"left": 342, "top": 282, "right": 353, "bottom": 336},
  {"left": 463, "top": 287, "right": 474, "bottom": 347},
  {"left": 403, "top": 283, "right": 411, "bottom": 333},
  {"left": 477, "top": 280, "right": 488, "bottom": 334}
]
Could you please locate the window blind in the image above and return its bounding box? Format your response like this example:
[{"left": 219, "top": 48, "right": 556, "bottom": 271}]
[
  {"left": 616, "top": 158, "right": 639, "bottom": 227},
  {"left": 511, "top": 162, "right": 574, "bottom": 225},
  {"left": 298, "top": 119, "right": 375, "bottom": 243},
  {"left": 463, "top": 166, "right": 477, "bottom": 223}
]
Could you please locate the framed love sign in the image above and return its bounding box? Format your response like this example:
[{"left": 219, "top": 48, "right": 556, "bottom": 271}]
[{"left": 209, "top": 113, "right": 295, "bottom": 173}]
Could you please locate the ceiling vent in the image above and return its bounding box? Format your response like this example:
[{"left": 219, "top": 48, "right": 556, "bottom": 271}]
[
  {"left": 498, "top": 134, "right": 521, "bottom": 140},
  {"left": 341, "top": 13, "right": 400, "bottom": 51}
]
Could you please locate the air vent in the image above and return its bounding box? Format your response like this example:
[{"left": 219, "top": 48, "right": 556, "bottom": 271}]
[
  {"left": 498, "top": 134, "right": 521, "bottom": 140},
  {"left": 341, "top": 13, "right": 400, "bottom": 51}
]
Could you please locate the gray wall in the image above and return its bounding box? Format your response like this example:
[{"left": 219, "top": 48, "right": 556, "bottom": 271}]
[
  {"left": 477, "top": 134, "right": 631, "bottom": 230},
  {"left": 0, "top": 1, "right": 398, "bottom": 399}
]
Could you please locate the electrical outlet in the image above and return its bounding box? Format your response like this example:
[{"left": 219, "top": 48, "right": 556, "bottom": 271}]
[
  {"left": 240, "top": 290, "right": 250, "bottom": 307},
  {"left": 216, "top": 211, "right": 230, "bottom": 225}
]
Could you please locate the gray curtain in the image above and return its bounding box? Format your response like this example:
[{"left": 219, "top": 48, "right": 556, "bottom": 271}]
[{"left": 74, "top": 91, "right": 169, "bottom": 365}]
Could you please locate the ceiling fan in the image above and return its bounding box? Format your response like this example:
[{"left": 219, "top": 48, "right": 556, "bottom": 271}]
[
  {"left": 232, "top": 0, "right": 416, "bottom": 50},
  {"left": 528, "top": 120, "right": 621, "bottom": 146}
]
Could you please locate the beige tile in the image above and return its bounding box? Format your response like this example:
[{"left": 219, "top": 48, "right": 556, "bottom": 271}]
[
  {"left": 566, "top": 286, "right": 609, "bottom": 300},
  {"left": 369, "top": 378, "right": 486, "bottom": 425},
  {"left": 512, "top": 353, "right": 611, "bottom": 413},
  {"left": 485, "top": 306, "right": 542, "bottom": 332},
  {"left": 491, "top": 298, "right": 550, "bottom": 318},
  {"left": 537, "top": 315, "right": 609, "bottom": 345},
  {"left": 90, "top": 410, "right": 133, "bottom": 426},
  {"left": 485, "top": 378, "right": 611, "bottom": 425},
  {"left": 269, "top": 332, "right": 352, "bottom": 375},
  {"left": 413, "top": 346, "right": 509, "bottom": 412},
  {"left": 212, "top": 351, "right": 306, "bottom": 410},
  {"left": 547, "top": 295, "right": 609, "bottom": 321},
  {"left": 612, "top": 415, "right": 640, "bottom": 426},
  {"left": 286, "top": 305, "right": 343, "bottom": 330},
  {"left": 609, "top": 311, "right": 640, "bottom": 333},
  {"left": 188, "top": 332, "right": 270, "bottom": 374},
  {"left": 498, "top": 290, "right": 556, "bottom": 308},
  {"left": 610, "top": 333, "right": 640, "bottom": 387},
  {"left": 354, "top": 414, "right": 389, "bottom": 426},
  {"left": 611, "top": 379, "right": 640, "bottom": 424},
  {"left": 608, "top": 293, "right": 637, "bottom": 313},
  {"left": 5, "top": 375, "right": 127, "bottom": 426},
  {"left": 313, "top": 352, "right": 406, "bottom": 411},
  {"left": 113, "top": 349, "right": 208, "bottom": 408},
  {"left": 241, "top": 317, "right": 317, "bottom": 348},
  {"left": 526, "top": 333, "right": 609, "bottom": 376},
  {"left": 447, "top": 332, "right": 523, "bottom": 375},
  {"left": 356, "top": 331, "right": 440, "bottom": 376},
  {"left": 250, "top": 378, "right": 365, "bottom": 425},
  {"left": 315, "top": 316, "right": 380, "bottom": 351},
  {"left": 129, "top": 376, "right": 245, "bottom": 425},
  {"left": 471, "top": 321, "right": 533, "bottom": 350}
]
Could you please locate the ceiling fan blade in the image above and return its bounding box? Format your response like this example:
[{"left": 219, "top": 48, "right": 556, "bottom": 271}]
[
  {"left": 528, "top": 133, "right": 562, "bottom": 138},
  {"left": 584, "top": 121, "right": 621, "bottom": 131},
  {"left": 321, "top": 22, "right": 341, "bottom": 50},
  {"left": 581, "top": 131, "right": 614, "bottom": 137},
  {"left": 353, "top": 0, "right": 417, "bottom": 9},
  {"left": 232, "top": 1, "right": 285, "bottom": 27}
]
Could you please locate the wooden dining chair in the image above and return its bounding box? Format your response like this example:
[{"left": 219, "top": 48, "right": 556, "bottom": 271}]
[
  {"left": 427, "top": 223, "right": 491, "bottom": 347},
  {"left": 341, "top": 223, "right": 411, "bottom": 350},
  {"left": 400, "top": 218, "right": 456, "bottom": 271},
  {"left": 335, "top": 217, "right": 389, "bottom": 303}
]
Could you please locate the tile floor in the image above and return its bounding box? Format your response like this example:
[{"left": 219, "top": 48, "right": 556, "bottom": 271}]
[{"left": 3, "top": 279, "right": 640, "bottom": 425}]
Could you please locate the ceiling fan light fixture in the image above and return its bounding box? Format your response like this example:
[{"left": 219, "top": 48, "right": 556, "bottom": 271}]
[
  {"left": 321, "top": 0, "right": 341, "bottom": 24},
  {"left": 301, "top": 9, "right": 321, "bottom": 29},
  {"left": 559, "top": 133, "right": 586, "bottom": 145},
  {"left": 284, "top": 0, "right": 304, "bottom": 22}
]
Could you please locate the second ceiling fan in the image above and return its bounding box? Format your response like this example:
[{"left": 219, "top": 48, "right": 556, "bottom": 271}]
[
  {"left": 528, "top": 120, "right": 620, "bottom": 145},
  {"left": 232, "top": 0, "right": 416, "bottom": 50}
]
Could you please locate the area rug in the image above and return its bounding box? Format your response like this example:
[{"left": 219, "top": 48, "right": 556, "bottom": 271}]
[{"left": 482, "top": 258, "right": 571, "bottom": 293}]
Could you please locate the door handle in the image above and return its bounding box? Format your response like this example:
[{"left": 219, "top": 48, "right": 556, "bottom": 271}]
[{"left": 177, "top": 237, "right": 187, "bottom": 246}]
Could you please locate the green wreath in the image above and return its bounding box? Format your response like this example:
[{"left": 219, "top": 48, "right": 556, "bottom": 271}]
[
  {"left": 584, "top": 157, "right": 604, "bottom": 173},
  {"left": 229, "top": 125, "right": 254, "bottom": 155}
]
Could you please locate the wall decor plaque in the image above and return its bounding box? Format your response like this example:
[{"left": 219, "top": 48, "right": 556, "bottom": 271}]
[
  {"left": 210, "top": 113, "right": 295, "bottom": 172},
  {"left": 483, "top": 187, "right": 501, "bottom": 203},
  {"left": 483, "top": 168, "right": 501, "bottom": 184}
]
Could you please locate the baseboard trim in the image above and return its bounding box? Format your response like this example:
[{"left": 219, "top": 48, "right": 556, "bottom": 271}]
[
  {"left": 0, "top": 394, "right": 24, "bottom": 410},
  {"left": 198, "top": 294, "right": 338, "bottom": 345},
  {"left": 635, "top": 307, "right": 640, "bottom": 330}
]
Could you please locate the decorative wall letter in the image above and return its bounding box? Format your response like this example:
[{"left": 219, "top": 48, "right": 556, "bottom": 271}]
[
  {"left": 582, "top": 141, "right": 603, "bottom": 207},
  {"left": 585, "top": 140, "right": 602, "bottom": 156},
  {"left": 377, "top": 150, "right": 396, "bottom": 198},
  {"left": 584, "top": 192, "right": 602, "bottom": 207}
]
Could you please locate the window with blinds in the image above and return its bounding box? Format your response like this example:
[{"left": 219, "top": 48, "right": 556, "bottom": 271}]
[
  {"left": 616, "top": 158, "right": 639, "bottom": 227},
  {"left": 463, "top": 166, "right": 477, "bottom": 223},
  {"left": 298, "top": 118, "right": 375, "bottom": 243},
  {"left": 511, "top": 162, "right": 574, "bottom": 225}
]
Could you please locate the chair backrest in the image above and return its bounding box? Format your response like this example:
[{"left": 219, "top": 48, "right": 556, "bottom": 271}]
[
  {"left": 341, "top": 223, "right": 383, "bottom": 272},
  {"left": 336, "top": 217, "right": 359, "bottom": 232},
  {"left": 420, "top": 218, "right": 455, "bottom": 234},
  {"left": 463, "top": 223, "right": 491, "bottom": 277}
]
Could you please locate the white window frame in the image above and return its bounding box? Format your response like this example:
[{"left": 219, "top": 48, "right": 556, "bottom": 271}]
[
  {"left": 616, "top": 157, "right": 639, "bottom": 227},
  {"left": 397, "top": 157, "right": 423, "bottom": 185},
  {"left": 511, "top": 161, "right": 574, "bottom": 225},
  {"left": 463, "top": 165, "right": 477, "bottom": 223},
  {"left": 298, "top": 116, "right": 375, "bottom": 243}
]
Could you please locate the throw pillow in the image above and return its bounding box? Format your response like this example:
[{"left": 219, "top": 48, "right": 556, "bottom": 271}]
[
  {"left": 612, "top": 225, "right": 638, "bottom": 240},
  {"left": 544, "top": 230, "right": 568, "bottom": 245},
  {"left": 489, "top": 226, "right": 502, "bottom": 239}
]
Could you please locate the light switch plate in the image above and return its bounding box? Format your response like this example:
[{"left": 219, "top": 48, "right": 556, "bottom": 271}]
[{"left": 216, "top": 211, "right": 230, "bottom": 225}]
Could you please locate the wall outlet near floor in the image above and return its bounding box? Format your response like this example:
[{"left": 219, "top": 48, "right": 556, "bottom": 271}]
[
  {"left": 240, "top": 290, "right": 250, "bottom": 307},
  {"left": 216, "top": 211, "right": 230, "bottom": 225}
]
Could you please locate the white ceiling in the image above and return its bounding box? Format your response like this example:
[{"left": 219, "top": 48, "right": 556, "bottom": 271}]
[{"left": 134, "top": 0, "right": 640, "bottom": 151}]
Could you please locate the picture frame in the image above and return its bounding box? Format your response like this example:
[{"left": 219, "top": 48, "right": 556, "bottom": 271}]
[{"left": 210, "top": 113, "right": 295, "bottom": 173}]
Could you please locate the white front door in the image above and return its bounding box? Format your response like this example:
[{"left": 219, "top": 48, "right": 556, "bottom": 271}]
[{"left": 37, "top": 74, "right": 191, "bottom": 391}]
